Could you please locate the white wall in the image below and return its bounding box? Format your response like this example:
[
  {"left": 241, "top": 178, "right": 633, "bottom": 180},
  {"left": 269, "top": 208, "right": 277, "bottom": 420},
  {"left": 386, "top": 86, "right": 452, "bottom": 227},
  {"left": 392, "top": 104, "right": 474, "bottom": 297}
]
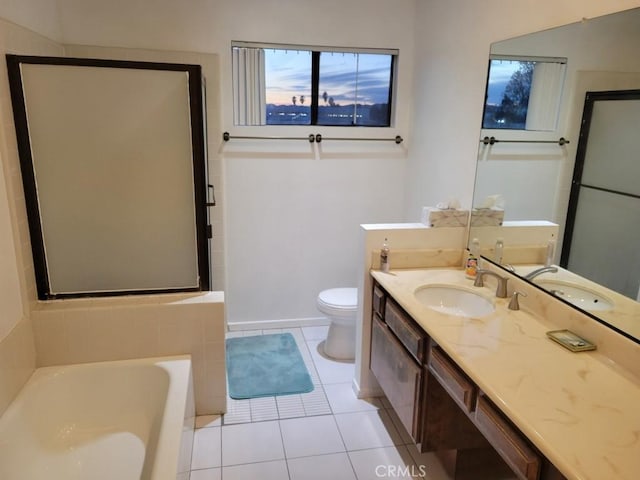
[
  {"left": 2, "top": 0, "right": 639, "bottom": 329},
  {"left": 405, "top": 0, "right": 640, "bottom": 223},
  {"left": 54, "top": 0, "right": 416, "bottom": 325}
]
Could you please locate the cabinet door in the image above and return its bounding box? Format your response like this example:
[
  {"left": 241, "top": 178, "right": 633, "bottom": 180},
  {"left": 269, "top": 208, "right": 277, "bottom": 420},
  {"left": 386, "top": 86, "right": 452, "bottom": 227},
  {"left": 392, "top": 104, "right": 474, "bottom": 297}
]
[{"left": 370, "top": 315, "right": 422, "bottom": 442}]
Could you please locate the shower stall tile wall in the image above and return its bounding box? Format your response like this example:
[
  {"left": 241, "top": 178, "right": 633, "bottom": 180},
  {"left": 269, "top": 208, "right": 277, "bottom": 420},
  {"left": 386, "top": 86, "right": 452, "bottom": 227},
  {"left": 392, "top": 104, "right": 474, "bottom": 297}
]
[{"left": 31, "top": 292, "right": 226, "bottom": 415}]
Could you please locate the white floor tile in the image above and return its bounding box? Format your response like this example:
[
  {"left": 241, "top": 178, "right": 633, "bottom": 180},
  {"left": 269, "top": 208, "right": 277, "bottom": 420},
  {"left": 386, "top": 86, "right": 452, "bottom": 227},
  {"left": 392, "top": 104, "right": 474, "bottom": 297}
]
[
  {"left": 222, "top": 460, "right": 289, "bottom": 480},
  {"left": 276, "top": 394, "right": 306, "bottom": 418},
  {"left": 323, "top": 382, "right": 382, "bottom": 414},
  {"left": 385, "top": 407, "right": 414, "bottom": 445},
  {"left": 223, "top": 398, "right": 252, "bottom": 424},
  {"left": 301, "top": 325, "right": 329, "bottom": 341},
  {"left": 280, "top": 415, "right": 345, "bottom": 458},
  {"left": 189, "top": 467, "right": 221, "bottom": 480},
  {"left": 250, "top": 396, "right": 279, "bottom": 421},
  {"left": 195, "top": 415, "right": 222, "bottom": 429},
  {"left": 307, "top": 339, "right": 355, "bottom": 384},
  {"left": 191, "top": 427, "right": 221, "bottom": 470},
  {"left": 221, "top": 420, "right": 285, "bottom": 466},
  {"left": 300, "top": 386, "right": 332, "bottom": 416},
  {"left": 334, "top": 410, "right": 402, "bottom": 451},
  {"left": 348, "top": 446, "right": 422, "bottom": 480},
  {"left": 288, "top": 452, "right": 356, "bottom": 480}
]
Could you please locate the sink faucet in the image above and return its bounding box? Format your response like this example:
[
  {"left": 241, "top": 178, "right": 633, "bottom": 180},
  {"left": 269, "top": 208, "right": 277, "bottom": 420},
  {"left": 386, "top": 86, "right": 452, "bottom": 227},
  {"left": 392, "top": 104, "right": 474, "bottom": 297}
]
[
  {"left": 524, "top": 266, "right": 558, "bottom": 281},
  {"left": 474, "top": 269, "right": 508, "bottom": 298}
]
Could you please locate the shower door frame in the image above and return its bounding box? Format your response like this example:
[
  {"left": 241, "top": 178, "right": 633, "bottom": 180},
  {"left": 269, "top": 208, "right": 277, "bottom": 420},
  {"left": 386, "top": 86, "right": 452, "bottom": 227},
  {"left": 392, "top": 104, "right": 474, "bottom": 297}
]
[
  {"left": 7, "top": 54, "right": 211, "bottom": 299},
  {"left": 561, "top": 89, "right": 640, "bottom": 294}
]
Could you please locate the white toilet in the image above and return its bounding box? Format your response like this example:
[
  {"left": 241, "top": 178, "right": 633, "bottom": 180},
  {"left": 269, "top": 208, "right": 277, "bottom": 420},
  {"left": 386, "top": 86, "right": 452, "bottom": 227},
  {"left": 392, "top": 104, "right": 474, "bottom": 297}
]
[{"left": 316, "top": 287, "right": 358, "bottom": 360}]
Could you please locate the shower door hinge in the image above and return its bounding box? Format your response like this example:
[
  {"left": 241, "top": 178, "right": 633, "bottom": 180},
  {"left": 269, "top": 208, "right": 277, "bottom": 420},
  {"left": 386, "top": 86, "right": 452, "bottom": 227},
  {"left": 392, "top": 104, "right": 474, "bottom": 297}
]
[{"left": 207, "top": 225, "right": 213, "bottom": 239}]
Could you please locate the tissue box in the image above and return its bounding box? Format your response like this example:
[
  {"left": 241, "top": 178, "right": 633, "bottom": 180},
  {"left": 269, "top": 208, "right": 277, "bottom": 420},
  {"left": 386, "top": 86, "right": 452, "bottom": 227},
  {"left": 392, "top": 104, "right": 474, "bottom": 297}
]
[
  {"left": 470, "top": 208, "right": 504, "bottom": 227},
  {"left": 425, "top": 208, "right": 469, "bottom": 227}
]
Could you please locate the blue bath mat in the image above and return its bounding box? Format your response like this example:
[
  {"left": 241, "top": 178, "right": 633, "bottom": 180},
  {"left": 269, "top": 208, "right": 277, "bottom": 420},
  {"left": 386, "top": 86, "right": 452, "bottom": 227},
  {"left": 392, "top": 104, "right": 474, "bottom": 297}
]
[{"left": 225, "top": 333, "right": 314, "bottom": 399}]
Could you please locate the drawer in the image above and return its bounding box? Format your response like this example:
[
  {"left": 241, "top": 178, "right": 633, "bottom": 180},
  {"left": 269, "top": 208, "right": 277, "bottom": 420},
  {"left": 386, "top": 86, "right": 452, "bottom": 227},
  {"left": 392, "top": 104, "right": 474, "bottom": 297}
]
[
  {"left": 428, "top": 346, "right": 476, "bottom": 413},
  {"left": 370, "top": 315, "right": 423, "bottom": 442},
  {"left": 385, "top": 299, "right": 426, "bottom": 362},
  {"left": 475, "top": 395, "right": 541, "bottom": 480},
  {"left": 372, "top": 284, "right": 386, "bottom": 319}
]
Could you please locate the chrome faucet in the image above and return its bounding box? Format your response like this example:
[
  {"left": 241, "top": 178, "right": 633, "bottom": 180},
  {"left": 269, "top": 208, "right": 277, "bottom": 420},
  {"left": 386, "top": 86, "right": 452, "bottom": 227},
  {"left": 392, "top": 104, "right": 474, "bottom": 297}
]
[
  {"left": 474, "top": 269, "right": 509, "bottom": 298},
  {"left": 524, "top": 266, "right": 558, "bottom": 281}
]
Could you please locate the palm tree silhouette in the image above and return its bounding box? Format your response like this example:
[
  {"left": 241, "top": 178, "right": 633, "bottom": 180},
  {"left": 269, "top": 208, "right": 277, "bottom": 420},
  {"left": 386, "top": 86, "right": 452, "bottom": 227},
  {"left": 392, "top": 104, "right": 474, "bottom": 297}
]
[
  {"left": 323, "top": 91, "right": 328, "bottom": 105},
  {"left": 292, "top": 96, "right": 297, "bottom": 106}
]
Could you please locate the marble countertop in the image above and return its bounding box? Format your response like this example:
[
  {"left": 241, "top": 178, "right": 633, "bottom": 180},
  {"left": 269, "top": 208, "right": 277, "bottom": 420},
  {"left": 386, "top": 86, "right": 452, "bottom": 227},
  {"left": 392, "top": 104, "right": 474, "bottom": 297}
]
[{"left": 371, "top": 267, "right": 640, "bottom": 480}]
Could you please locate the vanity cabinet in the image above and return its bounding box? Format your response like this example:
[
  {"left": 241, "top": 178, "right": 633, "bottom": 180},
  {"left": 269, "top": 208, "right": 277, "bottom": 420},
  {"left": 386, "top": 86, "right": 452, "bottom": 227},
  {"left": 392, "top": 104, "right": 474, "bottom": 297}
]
[
  {"left": 370, "top": 287, "right": 426, "bottom": 443},
  {"left": 370, "top": 280, "right": 566, "bottom": 480}
]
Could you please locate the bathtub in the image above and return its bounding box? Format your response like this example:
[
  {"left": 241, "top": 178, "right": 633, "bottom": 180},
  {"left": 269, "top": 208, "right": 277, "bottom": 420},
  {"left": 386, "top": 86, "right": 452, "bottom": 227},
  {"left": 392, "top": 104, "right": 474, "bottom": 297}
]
[{"left": 0, "top": 355, "right": 195, "bottom": 480}]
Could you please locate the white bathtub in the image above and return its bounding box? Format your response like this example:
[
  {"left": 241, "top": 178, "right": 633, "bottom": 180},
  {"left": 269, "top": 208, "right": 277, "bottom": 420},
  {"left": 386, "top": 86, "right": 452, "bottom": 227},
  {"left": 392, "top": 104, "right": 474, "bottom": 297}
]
[{"left": 0, "top": 356, "right": 195, "bottom": 480}]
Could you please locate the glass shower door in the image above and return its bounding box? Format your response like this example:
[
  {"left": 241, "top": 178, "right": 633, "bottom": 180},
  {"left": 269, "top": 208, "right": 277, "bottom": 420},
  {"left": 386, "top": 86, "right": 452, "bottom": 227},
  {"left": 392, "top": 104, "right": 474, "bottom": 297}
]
[{"left": 562, "top": 90, "right": 640, "bottom": 300}]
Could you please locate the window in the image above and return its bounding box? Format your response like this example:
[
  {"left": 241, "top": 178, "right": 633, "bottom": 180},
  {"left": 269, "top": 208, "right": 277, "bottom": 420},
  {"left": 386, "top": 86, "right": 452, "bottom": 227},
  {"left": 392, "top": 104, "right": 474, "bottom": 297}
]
[
  {"left": 232, "top": 42, "right": 397, "bottom": 127},
  {"left": 482, "top": 56, "right": 567, "bottom": 131}
]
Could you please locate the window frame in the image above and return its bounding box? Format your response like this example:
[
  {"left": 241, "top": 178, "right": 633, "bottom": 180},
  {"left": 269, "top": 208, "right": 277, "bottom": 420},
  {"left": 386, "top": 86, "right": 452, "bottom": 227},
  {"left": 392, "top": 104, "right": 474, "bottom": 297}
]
[{"left": 232, "top": 41, "right": 398, "bottom": 128}]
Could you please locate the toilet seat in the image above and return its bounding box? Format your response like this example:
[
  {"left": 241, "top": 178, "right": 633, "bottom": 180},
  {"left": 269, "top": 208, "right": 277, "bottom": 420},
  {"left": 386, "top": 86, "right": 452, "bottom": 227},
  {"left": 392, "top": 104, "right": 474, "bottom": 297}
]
[{"left": 317, "top": 288, "right": 357, "bottom": 318}]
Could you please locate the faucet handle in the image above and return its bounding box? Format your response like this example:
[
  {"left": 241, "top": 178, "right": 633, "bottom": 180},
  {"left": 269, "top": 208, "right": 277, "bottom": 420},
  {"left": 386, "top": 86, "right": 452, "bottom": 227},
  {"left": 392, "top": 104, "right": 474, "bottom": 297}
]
[
  {"left": 508, "top": 291, "right": 528, "bottom": 311},
  {"left": 473, "top": 268, "right": 489, "bottom": 287}
]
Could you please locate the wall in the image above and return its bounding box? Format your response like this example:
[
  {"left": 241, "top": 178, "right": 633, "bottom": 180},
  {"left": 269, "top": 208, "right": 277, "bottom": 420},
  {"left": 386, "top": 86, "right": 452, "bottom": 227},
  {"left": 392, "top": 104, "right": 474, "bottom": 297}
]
[
  {"left": 52, "top": 0, "right": 417, "bottom": 326},
  {"left": 0, "top": 17, "right": 64, "bottom": 415},
  {"left": 405, "top": 0, "right": 640, "bottom": 223}
]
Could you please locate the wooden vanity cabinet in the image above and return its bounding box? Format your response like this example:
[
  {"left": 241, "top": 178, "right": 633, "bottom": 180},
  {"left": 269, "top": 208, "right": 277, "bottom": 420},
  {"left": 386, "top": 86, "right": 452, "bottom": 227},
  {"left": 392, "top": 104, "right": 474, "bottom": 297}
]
[
  {"left": 370, "top": 291, "right": 426, "bottom": 443},
  {"left": 370, "top": 280, "right": 567, "bottom": 480}
]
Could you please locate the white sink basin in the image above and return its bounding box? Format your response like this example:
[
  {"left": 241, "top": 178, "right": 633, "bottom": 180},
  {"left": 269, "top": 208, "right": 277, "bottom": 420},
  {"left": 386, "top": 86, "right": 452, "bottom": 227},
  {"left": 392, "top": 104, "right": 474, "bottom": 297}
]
[
  {"left": 414, "top": 285, "right": 495, "bottom": 317},
  {"left": 537, "top": 280, "right": 614, "bottom": 311}
]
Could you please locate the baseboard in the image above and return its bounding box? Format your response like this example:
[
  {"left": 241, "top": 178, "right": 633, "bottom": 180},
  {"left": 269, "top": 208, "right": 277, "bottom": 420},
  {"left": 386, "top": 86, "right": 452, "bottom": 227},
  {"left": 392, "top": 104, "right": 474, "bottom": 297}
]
[
  {"left": 227, "top": 316, "right": 330, "bottom": 331},
  {"left": 352, "top": 376, "right": 383, "bottom": 399}
]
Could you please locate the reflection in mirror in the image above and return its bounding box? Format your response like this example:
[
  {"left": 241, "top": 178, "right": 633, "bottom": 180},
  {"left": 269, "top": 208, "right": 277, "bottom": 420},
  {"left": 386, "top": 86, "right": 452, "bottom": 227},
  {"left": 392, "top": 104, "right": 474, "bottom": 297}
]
[
  {"left": 482, "top": 55, "right": 566, "bottom": 131},
  {"left": 470, "top": 7, "right": 640, "bottom": 343}
]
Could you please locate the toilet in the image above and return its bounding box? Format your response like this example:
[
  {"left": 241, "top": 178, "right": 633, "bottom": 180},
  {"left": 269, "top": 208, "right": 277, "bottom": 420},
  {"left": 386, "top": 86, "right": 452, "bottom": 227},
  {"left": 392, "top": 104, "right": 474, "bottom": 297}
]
[{"left": 316, "top": 288, "right": 358, "bottom": 360}]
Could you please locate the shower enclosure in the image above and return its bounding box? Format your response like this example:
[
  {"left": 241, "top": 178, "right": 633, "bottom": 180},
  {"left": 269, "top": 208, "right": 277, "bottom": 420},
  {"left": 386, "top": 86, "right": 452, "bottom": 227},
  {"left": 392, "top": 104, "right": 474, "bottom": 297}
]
[
  {"left": 561, "top": 89, "right": 640, "bottom": 301},
  {"left": 7, "top": 55, "right": 211, "bottom": 299}
]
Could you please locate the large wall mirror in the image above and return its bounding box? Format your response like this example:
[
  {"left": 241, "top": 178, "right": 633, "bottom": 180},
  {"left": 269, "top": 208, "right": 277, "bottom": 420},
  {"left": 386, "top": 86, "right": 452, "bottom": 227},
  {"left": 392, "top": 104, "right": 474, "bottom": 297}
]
[{"left": 471, "top": 7, "right": 640, "bottom": 343}]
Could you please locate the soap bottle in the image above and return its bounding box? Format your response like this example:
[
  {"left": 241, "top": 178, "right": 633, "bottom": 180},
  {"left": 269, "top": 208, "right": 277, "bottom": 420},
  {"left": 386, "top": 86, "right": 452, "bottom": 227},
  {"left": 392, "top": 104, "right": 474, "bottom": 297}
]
[
  {"left": 465, "top": 238, "right": 480, "bottom": 279},
  {"left": 381, "top": 238, "right": 390, "bottom": 273}
]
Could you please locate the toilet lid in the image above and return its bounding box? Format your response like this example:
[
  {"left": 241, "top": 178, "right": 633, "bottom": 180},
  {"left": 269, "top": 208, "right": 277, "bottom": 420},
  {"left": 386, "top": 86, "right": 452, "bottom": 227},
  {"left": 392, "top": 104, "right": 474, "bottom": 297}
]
[{"left": 318, "top": 288, "right": 357, "bottom": 310}]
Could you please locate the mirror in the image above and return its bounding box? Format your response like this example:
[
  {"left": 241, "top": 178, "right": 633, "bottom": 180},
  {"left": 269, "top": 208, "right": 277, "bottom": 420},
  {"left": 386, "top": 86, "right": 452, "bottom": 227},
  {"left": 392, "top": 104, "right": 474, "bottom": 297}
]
[{"left": 471, "top": 7, "right": 640, "bottom": 343}]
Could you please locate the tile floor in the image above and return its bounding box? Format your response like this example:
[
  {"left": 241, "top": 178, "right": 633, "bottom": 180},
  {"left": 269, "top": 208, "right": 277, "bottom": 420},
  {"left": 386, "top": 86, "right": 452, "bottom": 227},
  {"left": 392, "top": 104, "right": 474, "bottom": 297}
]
[{"left": 189, "top": 326, "right": 454, "bottom": 480}]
